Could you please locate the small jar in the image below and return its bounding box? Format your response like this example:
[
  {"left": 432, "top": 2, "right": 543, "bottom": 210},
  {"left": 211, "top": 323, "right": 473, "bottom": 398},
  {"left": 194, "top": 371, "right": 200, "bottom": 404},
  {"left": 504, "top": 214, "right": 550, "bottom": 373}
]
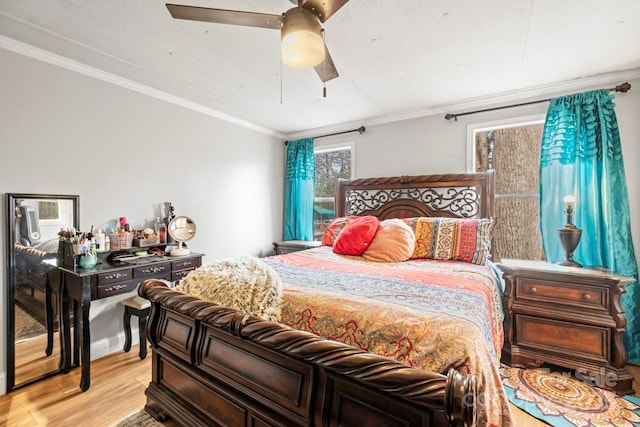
[{"left": 79, "top": 252, "right": 97, "bottom": 269}]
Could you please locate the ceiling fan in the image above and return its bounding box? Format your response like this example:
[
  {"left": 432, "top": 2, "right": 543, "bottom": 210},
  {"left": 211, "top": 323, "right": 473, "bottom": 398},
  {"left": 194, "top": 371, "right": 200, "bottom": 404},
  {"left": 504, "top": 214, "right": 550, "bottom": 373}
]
[{"left": 166, "top": 0, "right": 350, "bottom": 84}]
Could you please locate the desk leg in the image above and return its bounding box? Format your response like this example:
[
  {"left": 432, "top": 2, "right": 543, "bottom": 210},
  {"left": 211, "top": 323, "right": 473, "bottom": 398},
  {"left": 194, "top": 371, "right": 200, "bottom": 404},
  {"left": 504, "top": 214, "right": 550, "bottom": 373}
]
[
  {"left": 45, "top": 271, "right": 54, "bottom": 357},
  {"left": 79, "top": 303, "right": 91, "bottom": 391},
  {"left": 73, "top": 298, "right": 80, "bottom": 366},
  {"left": 79, "top": 277, "right": 91, "bottom": 392},
  {"left": 138, "top": 310, "right": 148, "bottom": 360},
  {"left": 60, "top": 293, "right": 71, "bottom": 373},
  {"left": 65, "top": 275, "right": 92, "bottom": 391}
]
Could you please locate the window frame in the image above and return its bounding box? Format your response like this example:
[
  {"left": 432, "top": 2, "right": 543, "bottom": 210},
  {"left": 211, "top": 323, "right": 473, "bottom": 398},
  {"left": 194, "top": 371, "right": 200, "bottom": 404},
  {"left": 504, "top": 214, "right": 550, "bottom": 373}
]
[
  {"left": 312, "top": 141, "right": 356, "bottom": 240},
  {"left": 466, "top": 114, "right": 545, "bottom": 173},
  {"left": 313, "top": 140, "right": 356, "bottom": 179},
  {"left": 313, "top": 140, "right": 356, "bottom": 206},
  {"left": 467, "top": 114, "right": 546, "bottom": 261}
]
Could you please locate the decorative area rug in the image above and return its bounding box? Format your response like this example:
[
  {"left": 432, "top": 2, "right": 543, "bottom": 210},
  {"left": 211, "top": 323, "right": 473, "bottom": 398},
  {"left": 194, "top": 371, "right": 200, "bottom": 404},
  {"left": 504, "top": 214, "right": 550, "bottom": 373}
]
[
  {"left": 500, "top": 365, "right": 640, "bottom": 426},
  {"left": 15, "top": 303, "right": 46, "bottom": 341},
  {"left": 112, "top": 409, "right": 165, "bottom": 427}
]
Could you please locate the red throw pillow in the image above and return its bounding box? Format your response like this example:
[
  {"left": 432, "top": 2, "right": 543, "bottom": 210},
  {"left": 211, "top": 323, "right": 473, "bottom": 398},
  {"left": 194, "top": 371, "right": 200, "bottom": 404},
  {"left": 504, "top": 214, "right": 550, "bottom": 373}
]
[
  {"left": 321, "top": 216, "right": 358, "bottom": 246},
  {"left": 333, "top": 216, "right": 380, "bottom": 256}
]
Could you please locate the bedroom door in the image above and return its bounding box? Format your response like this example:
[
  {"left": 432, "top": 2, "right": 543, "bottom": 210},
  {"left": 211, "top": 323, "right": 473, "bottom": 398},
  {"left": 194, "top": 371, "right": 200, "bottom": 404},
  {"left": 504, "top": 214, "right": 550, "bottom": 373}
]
[{"left": 5, "top": 193, "right": 79, "bottom": 392}]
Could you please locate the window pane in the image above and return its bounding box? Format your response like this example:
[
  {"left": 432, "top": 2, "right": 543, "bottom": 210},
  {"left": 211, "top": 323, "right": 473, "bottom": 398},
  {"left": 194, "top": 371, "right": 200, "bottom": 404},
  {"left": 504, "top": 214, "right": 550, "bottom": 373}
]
[
  {"left": 314, "top": 148, "right": 352, "bottom": 240},
  {"left": 475, "top": 123, "right": 545, "bottom": 261}
]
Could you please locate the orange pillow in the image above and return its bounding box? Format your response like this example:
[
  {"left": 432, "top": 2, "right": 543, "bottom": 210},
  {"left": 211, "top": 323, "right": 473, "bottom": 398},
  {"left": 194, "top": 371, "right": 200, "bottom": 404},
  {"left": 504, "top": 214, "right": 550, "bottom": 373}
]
[
  {"left": 321, "top": 216, "right": 358, "bottom": 246},
  {"left": 363, "top": 219, "right": 416, "bottom": 262},
  {"left": 333, "top": 216, "right": 380, "bottom": 256}
]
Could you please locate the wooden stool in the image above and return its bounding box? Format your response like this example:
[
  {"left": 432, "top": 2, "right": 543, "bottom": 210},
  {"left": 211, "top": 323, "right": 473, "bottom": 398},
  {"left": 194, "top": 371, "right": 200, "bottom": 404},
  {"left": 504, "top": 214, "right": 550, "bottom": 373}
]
[{"left": 122, "top": 296, "right": 151, "bottom": 359}]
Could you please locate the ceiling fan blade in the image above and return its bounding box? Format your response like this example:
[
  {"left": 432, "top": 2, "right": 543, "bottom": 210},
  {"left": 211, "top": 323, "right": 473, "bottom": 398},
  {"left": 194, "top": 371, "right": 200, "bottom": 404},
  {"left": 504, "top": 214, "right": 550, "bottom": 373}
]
[
  {"left": 314, "top": 45, "right": 339, "bottom": 82},
  {"left": 301, "top": 0, "right": 349, "bottom": 22},
  {"left": 166, "top": 4, "right": 283, "bottom": 30}
]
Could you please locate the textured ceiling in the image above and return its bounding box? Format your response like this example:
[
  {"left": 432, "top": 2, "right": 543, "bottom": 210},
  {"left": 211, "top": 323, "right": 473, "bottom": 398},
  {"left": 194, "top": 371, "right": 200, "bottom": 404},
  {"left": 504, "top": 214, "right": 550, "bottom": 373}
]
[{"left": 1, "top": 0, "right": 639, "bottom": 138}]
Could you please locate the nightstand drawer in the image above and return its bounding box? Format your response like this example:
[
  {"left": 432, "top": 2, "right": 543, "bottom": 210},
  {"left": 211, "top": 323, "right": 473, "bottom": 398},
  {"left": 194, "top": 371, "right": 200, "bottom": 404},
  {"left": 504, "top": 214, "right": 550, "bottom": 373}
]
[
  {"left": 516, "top": 278, "right": 608, "bottom": 312},
  {"left": 516, "top": 314, "right": 609, "bottom": 363},
  {"left": 273, "top": 240, "right": 321, "bottom": 255}
]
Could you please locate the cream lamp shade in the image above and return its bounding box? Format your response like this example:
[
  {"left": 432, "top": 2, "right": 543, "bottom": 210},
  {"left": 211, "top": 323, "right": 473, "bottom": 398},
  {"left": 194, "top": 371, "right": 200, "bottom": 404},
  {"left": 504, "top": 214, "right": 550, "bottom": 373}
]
[{"left": 281, "top": 7, "right": 325, "bottom": 68}]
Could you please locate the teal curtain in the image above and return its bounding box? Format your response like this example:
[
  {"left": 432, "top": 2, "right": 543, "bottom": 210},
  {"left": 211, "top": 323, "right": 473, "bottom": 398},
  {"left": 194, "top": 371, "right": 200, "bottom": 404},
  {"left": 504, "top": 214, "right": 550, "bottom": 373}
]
[
  {"left": 539, "top": 89, "right": 640, "bottom": 361},
  {"left": 284, "top": 138, "right": 315, "bottom": 240}
]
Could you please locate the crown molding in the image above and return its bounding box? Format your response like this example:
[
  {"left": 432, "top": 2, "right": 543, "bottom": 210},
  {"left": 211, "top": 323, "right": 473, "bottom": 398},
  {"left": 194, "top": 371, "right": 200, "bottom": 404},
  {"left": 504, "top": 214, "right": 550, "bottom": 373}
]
[
  {"left": 286, "top": 68, "right": 640, "bottom": 140},
  {"left": 3, "top": 33, "right": 637, "bottom": 143},
  {"left": 0, "top": 35, "right": 285, "bottom": 139}
]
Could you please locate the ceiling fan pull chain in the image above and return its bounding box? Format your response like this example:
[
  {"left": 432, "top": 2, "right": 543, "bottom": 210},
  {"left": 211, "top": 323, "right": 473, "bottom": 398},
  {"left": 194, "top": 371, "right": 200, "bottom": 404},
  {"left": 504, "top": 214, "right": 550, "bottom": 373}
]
[{"left": 322, "top": 29, "right": 327, "bottom": 98}]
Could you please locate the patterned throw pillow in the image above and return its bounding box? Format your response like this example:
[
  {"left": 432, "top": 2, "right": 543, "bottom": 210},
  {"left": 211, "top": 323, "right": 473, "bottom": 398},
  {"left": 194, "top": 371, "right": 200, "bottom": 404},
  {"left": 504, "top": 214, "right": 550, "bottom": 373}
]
[
  {"left": 321, "top": 215, "right": 359, "bottom": 246},
  {"left": 363, "top": 218, "right": 416, "bottom": 263},
  {"left": 333, "top": 215, "right": 380, "bottom": 256},
  {"left": 403, "top": 217, "right": 495, "bottom": 265}
]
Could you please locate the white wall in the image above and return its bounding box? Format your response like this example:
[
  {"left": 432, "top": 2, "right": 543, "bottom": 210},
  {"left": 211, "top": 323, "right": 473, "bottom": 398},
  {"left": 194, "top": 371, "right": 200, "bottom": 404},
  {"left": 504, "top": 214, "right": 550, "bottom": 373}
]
[
  {"left": 0, "top": 48, "right": 284, "bottom": 393},
  {"left": 317, "top": 78, "right": 640, "bottom": 282}
]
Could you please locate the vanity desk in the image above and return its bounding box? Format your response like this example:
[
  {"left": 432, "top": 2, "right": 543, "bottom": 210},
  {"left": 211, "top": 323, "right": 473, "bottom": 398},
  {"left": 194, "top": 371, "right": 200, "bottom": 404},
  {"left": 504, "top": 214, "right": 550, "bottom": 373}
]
[{"left": 48, "top": 249, "right": 203, "bottom": 391}]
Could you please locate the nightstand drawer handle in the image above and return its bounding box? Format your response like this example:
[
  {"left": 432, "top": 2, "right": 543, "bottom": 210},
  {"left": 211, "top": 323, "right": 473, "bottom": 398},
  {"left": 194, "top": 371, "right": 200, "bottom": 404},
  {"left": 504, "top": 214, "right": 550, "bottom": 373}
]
[
  {"left": 530, "top": 287, "right": 537, "bottom": 294},
  {"left": 583, "top": 294, "right": 591, "bottom": 300}
]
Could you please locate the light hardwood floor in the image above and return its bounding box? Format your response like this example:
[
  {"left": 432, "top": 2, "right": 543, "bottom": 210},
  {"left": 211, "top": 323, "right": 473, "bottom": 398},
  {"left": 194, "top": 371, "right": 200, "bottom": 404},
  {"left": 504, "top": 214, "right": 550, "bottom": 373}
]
[
  {"left": 3, "top": 340, "right": 640, "bottom": 426},
  {"left": 1, "top": 343, "right": 160, "bottom": 427}
]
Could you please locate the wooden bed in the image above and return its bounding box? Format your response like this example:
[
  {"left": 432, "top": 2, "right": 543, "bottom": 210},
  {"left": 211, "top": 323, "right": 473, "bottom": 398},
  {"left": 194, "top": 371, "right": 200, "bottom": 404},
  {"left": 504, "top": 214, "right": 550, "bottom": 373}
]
[{"left": 140, "top": 171, "right": 498, "bottom": 427}]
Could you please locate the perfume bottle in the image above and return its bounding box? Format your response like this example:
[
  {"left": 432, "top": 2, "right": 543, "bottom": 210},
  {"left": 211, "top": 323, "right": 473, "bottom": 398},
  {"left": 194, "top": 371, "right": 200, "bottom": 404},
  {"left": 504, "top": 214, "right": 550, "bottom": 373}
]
[{"left": 158, "top": 222, "right": 167, "bottom": 244}]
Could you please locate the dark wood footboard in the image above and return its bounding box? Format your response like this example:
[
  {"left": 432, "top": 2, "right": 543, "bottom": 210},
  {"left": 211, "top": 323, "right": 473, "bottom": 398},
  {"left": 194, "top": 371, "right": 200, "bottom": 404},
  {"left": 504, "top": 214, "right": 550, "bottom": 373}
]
[{"left": 139, "top": 279, "right": 477, "bottom": 427}]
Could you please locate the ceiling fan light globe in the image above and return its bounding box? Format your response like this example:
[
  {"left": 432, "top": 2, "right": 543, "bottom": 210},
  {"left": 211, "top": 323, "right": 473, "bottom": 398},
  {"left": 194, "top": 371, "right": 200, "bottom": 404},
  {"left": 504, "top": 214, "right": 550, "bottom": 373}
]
[{"left": 281, "top": 30, "right": 325, "bottom": 67}]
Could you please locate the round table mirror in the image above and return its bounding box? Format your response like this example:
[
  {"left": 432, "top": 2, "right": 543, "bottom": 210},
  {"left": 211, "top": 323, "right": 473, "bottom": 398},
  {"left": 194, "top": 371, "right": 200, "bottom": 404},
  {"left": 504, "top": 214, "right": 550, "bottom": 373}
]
[{"left": 167, "top": 215, "right": 196, "bottom": 257}]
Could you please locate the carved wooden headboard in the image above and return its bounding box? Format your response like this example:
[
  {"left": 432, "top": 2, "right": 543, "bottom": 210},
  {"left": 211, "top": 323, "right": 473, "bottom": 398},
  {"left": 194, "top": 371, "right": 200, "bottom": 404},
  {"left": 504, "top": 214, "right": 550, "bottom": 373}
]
[{"left": 336, "top": 171, "right": 495, "bottom": 220}]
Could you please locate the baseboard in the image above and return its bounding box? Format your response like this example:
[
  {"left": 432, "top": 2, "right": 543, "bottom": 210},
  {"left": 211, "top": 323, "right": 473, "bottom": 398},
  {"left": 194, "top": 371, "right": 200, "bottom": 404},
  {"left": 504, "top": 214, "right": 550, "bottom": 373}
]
[{"left": 90, "top": 330, "right": 139, "bottom": 361}]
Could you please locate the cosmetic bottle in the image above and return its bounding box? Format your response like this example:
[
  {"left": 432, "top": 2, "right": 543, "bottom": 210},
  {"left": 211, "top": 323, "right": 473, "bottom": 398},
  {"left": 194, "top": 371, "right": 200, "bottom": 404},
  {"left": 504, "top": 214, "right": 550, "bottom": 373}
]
[{"left": 94, "top": 229, "right": 106, "bottom": 252}]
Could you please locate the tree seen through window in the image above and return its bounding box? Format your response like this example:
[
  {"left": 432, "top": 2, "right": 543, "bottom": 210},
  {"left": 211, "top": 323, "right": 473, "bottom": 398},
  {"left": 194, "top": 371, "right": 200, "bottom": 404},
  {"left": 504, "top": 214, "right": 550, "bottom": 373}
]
[{"left": 314, "top": 147, "right": 352, "bottom": 240}]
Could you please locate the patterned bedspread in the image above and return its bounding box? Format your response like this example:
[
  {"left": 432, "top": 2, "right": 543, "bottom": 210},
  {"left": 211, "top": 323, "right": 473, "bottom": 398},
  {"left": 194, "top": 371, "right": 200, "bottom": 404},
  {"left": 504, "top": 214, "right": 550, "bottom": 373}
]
[{"left": 263, "top": 246, "right": 512, "bottom": 426}]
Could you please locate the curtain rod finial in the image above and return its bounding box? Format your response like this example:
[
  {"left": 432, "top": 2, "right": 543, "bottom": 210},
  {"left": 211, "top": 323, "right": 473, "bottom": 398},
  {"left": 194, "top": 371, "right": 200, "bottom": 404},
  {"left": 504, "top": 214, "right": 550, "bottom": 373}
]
[
  {"left": 615, "top": 82, "right": 631, "bottom": 93},
  {"left": 445, "top": 113, "right": 457, "bottom": 121}
]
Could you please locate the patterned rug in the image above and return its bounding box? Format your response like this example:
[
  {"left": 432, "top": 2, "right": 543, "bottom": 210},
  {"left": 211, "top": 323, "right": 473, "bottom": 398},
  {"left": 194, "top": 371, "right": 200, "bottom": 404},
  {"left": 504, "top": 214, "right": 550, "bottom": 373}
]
[
  {"left": 112, "top": 409, "right": 166, "bottom": 427},
  {"left": 500, "top": 365, "right": 640, "bottom": 426},
  {"left": 15, "top": 303, "right": 46, "bottom": 341}
]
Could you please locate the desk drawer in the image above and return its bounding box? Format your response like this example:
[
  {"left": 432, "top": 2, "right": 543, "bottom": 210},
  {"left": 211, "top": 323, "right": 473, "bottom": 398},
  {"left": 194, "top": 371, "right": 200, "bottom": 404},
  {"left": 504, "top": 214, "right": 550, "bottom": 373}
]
[
  {"left": 172, "top": 258, "right": 201, "bottom": 271},
  {"left": 98, "top": 269, "right": 132, "bottom": 285},
  {"left": 134, "top": 263, "right": 170, "bottom": 279},
  {"left": 516, "top": 278, "right": 608, "bottom": 312},
  {"left": 172, "top": 269, "right": 195, "bottom": 281},
  {"left": 97, "top": 279, "right": 136, "bottom": 299}
]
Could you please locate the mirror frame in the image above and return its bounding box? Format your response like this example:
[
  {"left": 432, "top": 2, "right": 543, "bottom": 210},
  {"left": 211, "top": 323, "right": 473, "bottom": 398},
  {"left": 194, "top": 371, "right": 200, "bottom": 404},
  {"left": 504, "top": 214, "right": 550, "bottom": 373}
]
[
  {"left": 168, "top": 215, "right": 196, "bottom": 243},
  {"left": 5, "top": 193, "right": 79, "bottom": 391}
]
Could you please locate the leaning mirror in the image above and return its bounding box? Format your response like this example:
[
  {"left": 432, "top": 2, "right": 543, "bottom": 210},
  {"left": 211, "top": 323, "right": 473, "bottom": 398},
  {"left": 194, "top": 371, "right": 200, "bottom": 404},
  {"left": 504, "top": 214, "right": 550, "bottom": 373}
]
[
  {"left": 168, "top": 215, "right": 196, "bottom": 257},
  {"left": 6, "top": 193, "right": 79, "bottom": 391}
]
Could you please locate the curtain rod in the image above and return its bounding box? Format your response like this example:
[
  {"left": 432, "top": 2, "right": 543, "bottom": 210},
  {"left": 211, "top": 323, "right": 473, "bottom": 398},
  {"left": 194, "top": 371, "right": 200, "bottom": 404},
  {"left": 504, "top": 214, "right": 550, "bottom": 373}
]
[
  {"left": 444, "top": 82, "right": 632, "bottom": 121},
  {"left": 285, "top": 126, "right": 366, "bottom": 145}
]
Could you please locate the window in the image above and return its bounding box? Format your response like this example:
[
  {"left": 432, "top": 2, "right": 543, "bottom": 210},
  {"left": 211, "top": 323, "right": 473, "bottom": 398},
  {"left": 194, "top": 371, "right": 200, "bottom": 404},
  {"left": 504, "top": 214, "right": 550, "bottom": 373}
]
[
  {"left": 469, "top": 116, "right": 545, "bottom": 261},
  {"left": 313, "top": 142, "right": 355, "bottom": 240},
  {"left": 37, "top": 200, "right": 61, "bottom": 221}
]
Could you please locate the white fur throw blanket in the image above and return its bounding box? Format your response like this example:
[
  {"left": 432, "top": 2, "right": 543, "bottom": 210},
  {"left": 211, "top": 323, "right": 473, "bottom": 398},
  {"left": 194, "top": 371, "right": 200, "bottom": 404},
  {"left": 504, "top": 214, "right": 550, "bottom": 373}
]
[{"left": 175, "top": 256, "right": 282, "bottom": 322}]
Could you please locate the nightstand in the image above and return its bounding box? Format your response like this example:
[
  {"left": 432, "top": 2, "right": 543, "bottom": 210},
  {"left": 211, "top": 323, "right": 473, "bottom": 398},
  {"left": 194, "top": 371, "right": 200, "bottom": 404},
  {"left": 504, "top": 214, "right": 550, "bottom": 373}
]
[
  {"left": 273, "top": 240, "right": 321, "bottom": 255},
  {"left": 497, "top": 258, "right": 634, "bottom": 394}
]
